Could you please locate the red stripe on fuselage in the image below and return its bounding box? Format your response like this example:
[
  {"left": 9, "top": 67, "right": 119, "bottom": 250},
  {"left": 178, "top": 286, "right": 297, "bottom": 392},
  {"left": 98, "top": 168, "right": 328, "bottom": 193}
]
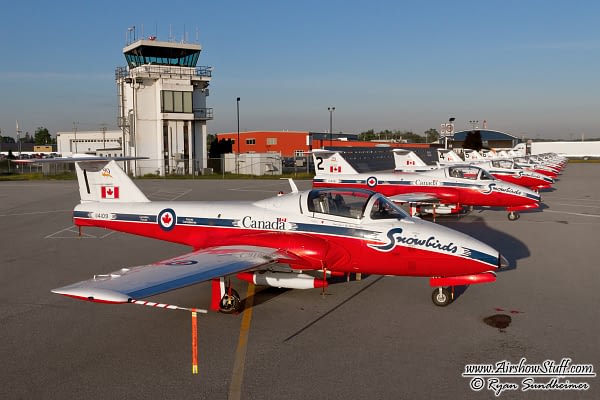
[{"left": 313, "top": 181, "right": 536, "bottom": 208}]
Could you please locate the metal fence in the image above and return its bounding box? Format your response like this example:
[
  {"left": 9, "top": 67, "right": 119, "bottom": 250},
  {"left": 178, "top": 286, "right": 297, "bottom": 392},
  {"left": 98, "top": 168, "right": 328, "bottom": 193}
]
[{"left": 0, "top": 156, "right": 315, "bottom": 178}]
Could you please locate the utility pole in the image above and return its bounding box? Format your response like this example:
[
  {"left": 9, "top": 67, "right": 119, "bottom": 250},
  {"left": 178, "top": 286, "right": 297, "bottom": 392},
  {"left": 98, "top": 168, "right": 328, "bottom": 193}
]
[
  {"left": 73, "top": 121, "right": 78, "bottom": 154},
  {"left": 236, "top": 97, "right": 240, "bottom": 174},
  {"left": 100, "top": 123, "right": 108, "bottom": 149},
  {"left": 16, "top": 120, "right": 22, "bottom": 158},
  {"left": 328, "top": 106, "right": 335, "bottom": 146}
]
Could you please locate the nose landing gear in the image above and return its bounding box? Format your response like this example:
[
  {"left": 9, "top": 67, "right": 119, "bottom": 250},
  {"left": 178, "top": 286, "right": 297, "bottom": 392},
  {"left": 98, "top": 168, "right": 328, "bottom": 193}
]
[
  {"left": 431, "top": 287, "right": 453, "bottom": 307},
  {"left": 507, "top": 211, "right": 520, "bottom": 221}
]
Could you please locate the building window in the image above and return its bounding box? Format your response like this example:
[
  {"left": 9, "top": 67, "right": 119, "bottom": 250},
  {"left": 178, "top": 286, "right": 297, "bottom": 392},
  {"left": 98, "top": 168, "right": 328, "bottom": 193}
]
[
  {"left": 267, "top": 137, "right": 277, "bottom": 145},
  {"left": 161, "top": 91, "right": 192, "bottom": 113},
  {"left": 294, "top": 150, "right": 305, "bottom": 158},
  {"left": 246, "top": 138, "right": 256, "bottom": 145}
]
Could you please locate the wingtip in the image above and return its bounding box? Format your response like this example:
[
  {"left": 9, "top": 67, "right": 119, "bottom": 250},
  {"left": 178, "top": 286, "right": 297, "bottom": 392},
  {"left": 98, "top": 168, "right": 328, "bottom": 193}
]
[{"left": 51, "top": 287, "right": 131, "bottom": 304}]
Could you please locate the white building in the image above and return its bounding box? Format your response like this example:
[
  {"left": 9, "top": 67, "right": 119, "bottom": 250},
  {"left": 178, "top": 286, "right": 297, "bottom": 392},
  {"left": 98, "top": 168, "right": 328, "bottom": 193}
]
[
  {"left": 116, "top": 38, "right": 212, "bottom": 176},
  {"left": 57, "top": 37, "right": 213, "bottom": 176},
  {"left": 56, "top": 130, "right": 123, "bottom": 156}
]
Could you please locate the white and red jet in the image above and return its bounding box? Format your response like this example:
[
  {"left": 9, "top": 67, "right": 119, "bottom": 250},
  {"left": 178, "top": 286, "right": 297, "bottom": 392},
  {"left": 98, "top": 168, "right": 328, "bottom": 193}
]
[
  {"left": 48, "top": 159, "right": 507, "bottom": 309},
  {"left": 313, "top": 150, "right": 542, "bottom": 221},
  {"left": 394, "top": 149, "right": 555, "bottom": 191}
]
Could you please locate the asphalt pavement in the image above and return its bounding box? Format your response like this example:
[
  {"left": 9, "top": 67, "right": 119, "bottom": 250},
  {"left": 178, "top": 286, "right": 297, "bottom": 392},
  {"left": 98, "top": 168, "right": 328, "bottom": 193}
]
[{"left": 0, "top": 164, "right": 598, "bottom": 400}]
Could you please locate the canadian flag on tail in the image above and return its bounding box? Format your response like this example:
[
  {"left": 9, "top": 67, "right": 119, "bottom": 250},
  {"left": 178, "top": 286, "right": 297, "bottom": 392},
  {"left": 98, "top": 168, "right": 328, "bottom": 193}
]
[
  {"left": 330, "top": 165, "right": 342, "bottom": 173},
  {"left": 101, "top": 186, "right": 120, "bottom": 199}
]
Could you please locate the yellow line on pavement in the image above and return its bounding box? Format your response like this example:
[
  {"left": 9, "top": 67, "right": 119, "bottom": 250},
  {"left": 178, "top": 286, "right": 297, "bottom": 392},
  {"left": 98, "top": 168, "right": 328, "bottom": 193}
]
[{"left": 228, "top": 283, "right": 255, "bottom": 400}]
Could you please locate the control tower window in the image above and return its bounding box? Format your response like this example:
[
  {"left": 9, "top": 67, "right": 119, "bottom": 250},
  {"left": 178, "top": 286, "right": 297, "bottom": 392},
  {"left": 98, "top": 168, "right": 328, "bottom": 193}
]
[{"left": 161, "top": 91, "right": 192, "bottom": 113}]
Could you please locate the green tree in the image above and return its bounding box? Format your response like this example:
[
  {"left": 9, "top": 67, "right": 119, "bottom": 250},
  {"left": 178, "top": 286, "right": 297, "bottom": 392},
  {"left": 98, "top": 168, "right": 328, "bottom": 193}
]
[
  {"left": 359, "top": 129, "right": 376, "bottom": 141},
  {"left": 22, "top": 132, "right": 34, "bottom": 143},
  {"left": 34, "top": 127, "right": 52, "bottom": 145},
  {"left": 423, "top": 128, "right": 439, "bottom": 143},
  {"left": 399, "top": 131, "right": 422, "bottom": 143},
  {"left": 463, "top": 130, "right": 483, "bottom": 150}
]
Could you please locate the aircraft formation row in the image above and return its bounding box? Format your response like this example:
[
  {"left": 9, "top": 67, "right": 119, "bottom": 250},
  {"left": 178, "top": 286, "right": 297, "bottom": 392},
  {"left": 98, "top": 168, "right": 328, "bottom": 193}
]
[{"left": 20, "top": 148, "right": 565, "bottom": 315}]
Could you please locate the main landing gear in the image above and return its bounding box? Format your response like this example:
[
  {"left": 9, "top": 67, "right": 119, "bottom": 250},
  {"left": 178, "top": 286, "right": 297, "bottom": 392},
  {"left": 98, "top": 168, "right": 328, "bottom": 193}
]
[
  {"left": 507, "top": 211, "right": 520, "bottom": 221},
  {"left": 431, "top": 287, "right": 453, "bottom": 307},
  {"left": 219, "top": 288, "right": 241, "bottom": 314}
]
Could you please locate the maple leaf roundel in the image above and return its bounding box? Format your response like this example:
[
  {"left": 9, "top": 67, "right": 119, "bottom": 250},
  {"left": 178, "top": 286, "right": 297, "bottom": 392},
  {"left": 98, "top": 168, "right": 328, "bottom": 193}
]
[{"left": 158, "top": 208, "right": 176, "bottom": 231}]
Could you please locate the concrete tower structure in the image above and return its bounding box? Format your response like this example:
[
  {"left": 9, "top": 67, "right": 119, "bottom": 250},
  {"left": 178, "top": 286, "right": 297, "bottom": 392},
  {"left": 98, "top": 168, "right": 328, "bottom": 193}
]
[{"left": 115, "top": 37, "right": 212, "bottom": 176}]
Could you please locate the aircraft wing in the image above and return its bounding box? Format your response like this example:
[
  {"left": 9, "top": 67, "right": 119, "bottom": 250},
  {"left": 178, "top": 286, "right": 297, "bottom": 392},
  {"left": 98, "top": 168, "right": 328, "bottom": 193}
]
[
  {"left": 52, "top": 245, "right": 294, "bottom": 303},
  {"left": 388, "top": 193, "right": 441, "bottom": 204}
]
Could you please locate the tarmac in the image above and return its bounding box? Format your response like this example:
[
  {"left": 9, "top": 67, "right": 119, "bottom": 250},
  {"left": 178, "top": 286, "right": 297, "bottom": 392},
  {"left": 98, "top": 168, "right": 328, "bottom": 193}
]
[{"left": 0, "top": 164, "right": 599, "bottom": 400}]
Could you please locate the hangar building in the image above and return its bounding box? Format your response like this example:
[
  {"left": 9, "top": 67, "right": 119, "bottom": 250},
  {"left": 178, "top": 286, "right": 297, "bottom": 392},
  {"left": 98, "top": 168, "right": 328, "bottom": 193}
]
[{"left": 451, "top": 129, "right": 521, "bottom": 150}]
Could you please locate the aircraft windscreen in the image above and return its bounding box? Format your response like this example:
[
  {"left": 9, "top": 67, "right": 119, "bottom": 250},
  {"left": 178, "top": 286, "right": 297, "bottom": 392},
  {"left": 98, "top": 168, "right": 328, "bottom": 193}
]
[
  {"left": 448, "top": 166, "right": 481, "bottom": 180},
  {"left": 478, "top": 168, "right": 494, "bottom": 180},
  {"left": 307, "top": 189, "right": 371, "bottom": 218},
  {"left": 491, "top": 159, "right": 514, "bottom": 169},
  {"left": 369, "top": 195, "right": 409, "bottom": 220}
]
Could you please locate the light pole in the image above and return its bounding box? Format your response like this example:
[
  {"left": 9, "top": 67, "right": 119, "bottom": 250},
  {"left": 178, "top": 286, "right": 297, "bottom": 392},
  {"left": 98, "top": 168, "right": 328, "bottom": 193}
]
[
  {"left": 469, "top": 120, "right": 478, "bottom": 130},
  {"left": 16, "top": 120, "right": 22, "bottom": 158},
  {"left": 447, "top": 117, "right": 456, "bottom": 149},
  {"left": 328, "top": 106, "right": 335, "bottom": 146},
  {"left": 236, "top": 97, "right": 240, "bottom": 174}
]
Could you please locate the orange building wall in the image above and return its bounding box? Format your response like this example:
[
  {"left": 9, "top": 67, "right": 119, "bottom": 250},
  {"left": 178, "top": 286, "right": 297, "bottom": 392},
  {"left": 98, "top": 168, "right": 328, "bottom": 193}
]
[{"left": 216, "top": 131, "right": 434, "bottom": 157}]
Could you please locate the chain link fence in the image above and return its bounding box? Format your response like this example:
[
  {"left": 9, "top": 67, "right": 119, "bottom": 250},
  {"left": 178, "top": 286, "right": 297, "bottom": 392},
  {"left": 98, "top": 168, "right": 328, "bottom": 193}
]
[{"left": 0, "top": 155, "right": 315, "bottom": 178}]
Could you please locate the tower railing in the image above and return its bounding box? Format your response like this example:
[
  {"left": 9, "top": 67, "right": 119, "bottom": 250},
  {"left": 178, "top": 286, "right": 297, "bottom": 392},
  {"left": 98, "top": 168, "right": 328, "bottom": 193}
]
[
  {"left": 114, "top": 65, "right": 212, "bottom": 79},
  {"left": 193, "top": 108, "right": 214, "bottom": 120}
]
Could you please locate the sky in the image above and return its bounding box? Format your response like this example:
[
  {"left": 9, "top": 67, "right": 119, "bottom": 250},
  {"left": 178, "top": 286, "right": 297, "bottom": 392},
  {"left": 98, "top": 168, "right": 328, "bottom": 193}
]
[{"left": 1, "top": 0, "right": 599, "bottom": 140}]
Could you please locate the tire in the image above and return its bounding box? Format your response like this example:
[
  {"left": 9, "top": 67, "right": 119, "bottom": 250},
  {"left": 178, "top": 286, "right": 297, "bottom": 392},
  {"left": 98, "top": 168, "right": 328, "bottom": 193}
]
[
  {"left": 219, "top": 288, "right": 241, "bottom": 313},
  {"left": 431, "top": 287, "right": 452, "bottom": 307}
]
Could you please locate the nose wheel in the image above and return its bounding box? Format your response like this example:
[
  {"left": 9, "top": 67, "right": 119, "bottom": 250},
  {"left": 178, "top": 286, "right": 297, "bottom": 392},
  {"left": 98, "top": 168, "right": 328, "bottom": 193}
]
[
  {"left": 432, "top": 287, "right": 453, "bottom": 307},
  {"left": 219, "top": 288, "right": 241, "bottom": 313},
  {"left": 507, "top": 211, "right": 520, "bottom": 221}
]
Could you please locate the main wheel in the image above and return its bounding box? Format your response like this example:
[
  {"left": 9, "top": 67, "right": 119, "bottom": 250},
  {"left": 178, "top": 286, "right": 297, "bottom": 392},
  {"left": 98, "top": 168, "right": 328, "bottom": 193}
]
[
  {"left": 431, "top": 287, "right": 452, "bottom": 307},
  {"left": 219, "top": 288, "right": 241, "bottom": 313}
]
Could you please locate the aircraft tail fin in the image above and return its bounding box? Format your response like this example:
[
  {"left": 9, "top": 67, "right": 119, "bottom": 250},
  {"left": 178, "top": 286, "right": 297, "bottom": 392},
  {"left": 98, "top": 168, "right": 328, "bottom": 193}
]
[
  {"left": 75, "top": 160, "right": 150, "bottom": 203},
  {"left": 462, "top": 149, "right": 484, "bottom": 161},
  {"left": 437, "top": 149, "right": 464, "bottom": 164},
  {"left": 311, "top": 149, "right": 358, "bottom": 175},
  {"left": 392, "top": 149, "right": 428, "bottom": 168}
]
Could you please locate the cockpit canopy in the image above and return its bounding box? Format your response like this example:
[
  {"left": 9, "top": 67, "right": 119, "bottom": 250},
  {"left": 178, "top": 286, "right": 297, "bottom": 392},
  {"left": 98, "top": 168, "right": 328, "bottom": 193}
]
[
  {"left": 307, "top": 188, "right": 408, "bottom": 220},
  {"left": 448, "top": 165, "right": 494, "bottom": 181},
  {"left": 491, "top": 159, "right": 516, "bottom": 169}
]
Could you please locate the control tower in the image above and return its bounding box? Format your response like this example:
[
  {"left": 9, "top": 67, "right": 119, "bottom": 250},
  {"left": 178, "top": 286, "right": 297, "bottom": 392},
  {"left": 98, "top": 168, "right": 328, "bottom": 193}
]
[{"left": 115, "top": 37, "right": 212, "bottom": 176}]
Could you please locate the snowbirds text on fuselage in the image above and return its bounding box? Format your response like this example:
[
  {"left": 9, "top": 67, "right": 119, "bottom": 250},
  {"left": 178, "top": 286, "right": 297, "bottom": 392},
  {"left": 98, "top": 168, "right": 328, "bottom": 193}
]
[
  {"left": 313, "top": 149, "right": 541, "bottom": 221},
  {"left": 47, "top": 159, "right": 507, "bottom": 310}
]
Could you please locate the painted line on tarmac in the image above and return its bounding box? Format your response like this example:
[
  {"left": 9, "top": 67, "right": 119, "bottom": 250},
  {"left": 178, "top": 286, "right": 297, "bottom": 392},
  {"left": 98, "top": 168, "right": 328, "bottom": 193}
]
[
  {"left": 555, "top": 202, "right": 600, "bottom": 209},
  {"left": 229, "top": 187, "right": 283, "bottom": 193},
  {"left": 45, "top": 225, "right": 115, "bottom": 239},
  {"left": 543, "top": 209, "right": 600, "bottom": 218},
  {"left": 0, "top": 209, "right": 70, "bottom": 217},
  {"left": 228, "top": 283, "right": 256, "bottom": 400},
  {"left": 148, "top": 188, "right": 192, "bottom": 201}
]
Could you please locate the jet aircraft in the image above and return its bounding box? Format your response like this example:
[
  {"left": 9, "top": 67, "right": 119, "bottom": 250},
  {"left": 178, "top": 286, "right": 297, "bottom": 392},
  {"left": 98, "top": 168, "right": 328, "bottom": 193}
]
[
  {"left": 313, "top": 150, "right": 542, "bottom": 221},
  {"left": 45, "top": 158, "right": 507, "bottom": 309},
  {"left": 394, "top": 149, "right": 554, "bottom": 191}
]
